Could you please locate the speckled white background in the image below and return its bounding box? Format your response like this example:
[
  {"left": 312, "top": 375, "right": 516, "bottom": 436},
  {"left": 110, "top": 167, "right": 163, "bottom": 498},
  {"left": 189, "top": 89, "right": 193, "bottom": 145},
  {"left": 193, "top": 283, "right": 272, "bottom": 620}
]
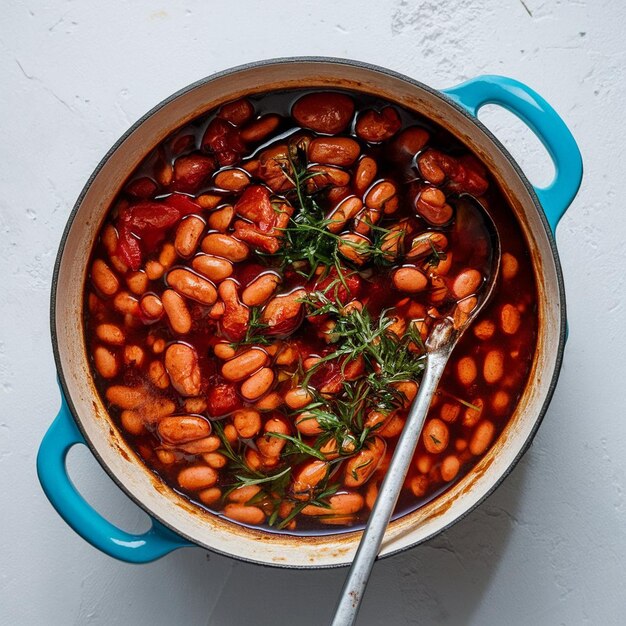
[{"left": 1, "top": 0, "right": 625, "bottom": 624}]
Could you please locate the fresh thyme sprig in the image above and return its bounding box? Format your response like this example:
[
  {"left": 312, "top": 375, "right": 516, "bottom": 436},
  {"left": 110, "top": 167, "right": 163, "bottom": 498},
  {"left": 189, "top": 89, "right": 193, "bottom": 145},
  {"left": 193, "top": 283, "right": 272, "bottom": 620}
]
[
  {"left": 301, "top": 290, "right": 427, "bottom": 414},
  {"left": 275, "top": 147, "right": 398, "bottom": 281}
]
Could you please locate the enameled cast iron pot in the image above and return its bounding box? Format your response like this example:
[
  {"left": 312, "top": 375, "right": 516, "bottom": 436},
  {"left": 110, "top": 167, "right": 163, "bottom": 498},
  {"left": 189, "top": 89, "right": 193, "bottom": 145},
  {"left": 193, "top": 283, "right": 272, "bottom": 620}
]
[{"left": 37, "top": 58, "right": 582, "bottom": 567}]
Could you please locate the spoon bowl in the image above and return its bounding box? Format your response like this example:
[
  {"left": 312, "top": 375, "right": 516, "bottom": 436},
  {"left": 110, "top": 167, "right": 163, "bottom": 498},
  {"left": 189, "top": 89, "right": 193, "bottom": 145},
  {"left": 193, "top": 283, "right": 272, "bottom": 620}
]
[{"left": 332, "top": 194, "right": 501, "bottom": 626}]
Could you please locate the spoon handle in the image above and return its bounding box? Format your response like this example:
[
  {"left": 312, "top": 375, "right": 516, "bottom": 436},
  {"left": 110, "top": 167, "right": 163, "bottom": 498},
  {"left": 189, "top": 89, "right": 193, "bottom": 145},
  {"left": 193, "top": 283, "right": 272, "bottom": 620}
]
[{"left": 331, "top": 349, "right": 452, "bottom": 626}]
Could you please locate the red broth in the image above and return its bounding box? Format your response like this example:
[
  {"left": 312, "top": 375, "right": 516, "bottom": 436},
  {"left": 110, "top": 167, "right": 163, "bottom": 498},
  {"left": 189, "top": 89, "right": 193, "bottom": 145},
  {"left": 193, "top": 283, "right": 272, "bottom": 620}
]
[{"left": 84, "top": 89, "right": 537, "bottom": 534}]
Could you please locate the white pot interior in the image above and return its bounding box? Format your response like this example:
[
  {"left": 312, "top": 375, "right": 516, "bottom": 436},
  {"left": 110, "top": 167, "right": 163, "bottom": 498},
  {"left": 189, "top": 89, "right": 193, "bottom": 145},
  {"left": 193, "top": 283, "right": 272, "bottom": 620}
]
[{"left": 53, "top": 59, "right": 563, "bottom": 568}]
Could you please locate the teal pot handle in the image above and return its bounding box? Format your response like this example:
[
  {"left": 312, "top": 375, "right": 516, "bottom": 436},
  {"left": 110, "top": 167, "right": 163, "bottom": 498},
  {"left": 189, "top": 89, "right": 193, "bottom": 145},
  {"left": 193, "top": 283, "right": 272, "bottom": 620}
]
[
  {"left": 37, "top": 389, "right": 193, "bottom": 563},
  {"left": 443, "top": 75, "right": 583, "bottom": 233}
]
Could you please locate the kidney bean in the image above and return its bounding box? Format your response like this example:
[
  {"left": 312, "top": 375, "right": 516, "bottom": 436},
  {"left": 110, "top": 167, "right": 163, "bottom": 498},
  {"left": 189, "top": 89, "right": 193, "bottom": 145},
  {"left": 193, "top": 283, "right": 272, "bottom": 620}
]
[
  {"left": 151, "top": 336, "right": 166, "bottom": 354},
  {"left": 492, "top": 390, "right": 510, "bottom": 414},
  {"left": 355, "top": 106, "right": 401, "bottom": 143},
  {"left": 91, "top": 259, "right": 119, "bottom": 296},
  {"left": 198, "top": 487, "right": 222, "bottom": 506},
  {"left": 206, "top": 205, "right": 234, "bottom": 233},
  {"left": 337, "top": 233, "right": 371, "bottom": 266},
  {"left": 240, "top": 367, "right": 275, "bottom": 401},
  {"left": 327, "top": 185, "right": 351, "bottom": 206},
  {"left": 223, "top": 503, "right": 266, "bottom": 525},
  {"left": 456, "top": 356, "right": 477, "bottom": 386},
  {"left": 461, "top": 398, "right": 483, "bottom": 428},
  {"left": 353, "top": 205, "right": 382, "bottom": 237},
  {"left": 301, "top": 493, "right": 364, "bottom": 516},
  {"left": 440, "top": 455, "right": 461, "bottom": 482},
  {"left": 178, "top": 435, "right": 221, "bottom": 455},
  {"left": 242, "top": 272, "right": 281, "bottom": 306},
  {"left": 483, "top": 349, "right": 504, "bottom": 384},
  {"left": 326, "top": 196, "right": 362, "bottom": 234},
  {"left": 295, "top": 411, "right": 323, "bottom": 436},
  {"left": 255, "top": 391, "right": 283, "bottom": 411},
  {"left": 260, "top": 288, "right": 306, "bottom": 336},
  {"left": 473, "top": 319, "right": 495, "bottom": 340},
  {"left": 284, "top": 387, "right": 313, "bottom": 410},
  {"left": 191, "top": 254, "right": 233, "bottom": 282},
  {"left": 111, "top": 292, "right": 139, "bottom": 318},
  {"left": 353, "top": 156, "right": 378, "bottom": 196},
  {"left": 256, "top": 417, "right": 290, "bottom": 458},
  {"left": 124, "top": 345, "right": 145, "bottom": 368},
  {"left": 364, "top": 180, "right": 398, "bottom": 214},
  {"left": 158, "top": 243, "right": 178, "bottom": 270},
  {"left": 428, "top": 249, "right": 453, "bottom": 276},
  {"left": 240, "top": 114, "right": 281, "bottom": 143},
  {"left": 201, "top": 233, "right": 249, "bottom": 262},
  {"left": 172, "top": 154, "right": 215, "bottom": 192},
  {"left": 213, "top": 342, "right": 236, "bottom": 360},
  {"left": 214, "top": 168, "right": 251, "bottom": 192},
  {"left": 158, "top": 415, "right": 211, "bottom": 445},
  {"left": 306, "top": 165, "right": 351, "bottom": 192},
  {"left": 415, "top": 187, "right": 453, "bottom": 225},
  {"left": 469, "top": 420, "right": 495, "bottom": 456},
  {"left": 138, "top": 295, "right": 162, "bottom": 321},
  {"left": 178, "top": 465, "right": 218, "bottom": 491},
  {"left": 393, "top": 266, "right": 428, "bottom": 293},
  {"left": 452, "top": 268, "right": 482, "bottom": 299},
  {"left": 233, "top": 409, "right": 261, "bottom": 439},
  {"left": 221, "top": 348, "right": 269, "bottom": 381},
  {"left": 308, "top": 137, "right": 360, "bottom": 167},
  {"left": 166, "top": 268, "right": 217, "bottom": 305},
  {"left": 95, "top": 323, "right": 125, "bottom": 346},
  {"left": 120, "top": 410, "right": 144, "bottom": 436},
  {"left": 196, "top": 193, "right": 222, "bottom": 210},
  {"left": 162, "top": 289, "right": 192, "bottom": 334},
  {"left": 344, "top": 437, "right": 386, "bottom": 488},
  {"left": 275, "top": 344, "right": 298, "bottom": 366},
  {"left": 156, "top": 449, "right": 177, "bottom": 465},
  {"left": 93, "top": 346, "right": 119, "bottom": 378},
  {"left": 415, "top": 453, "right": 433, "bottom": 475},
  {"left": 423, "top": 418, "right": 449, "bottom": 454},
  {"left": 292, "top": 92, "right": 354, "bottom": 134},
  {"left": 408, "top": 475, "right": 428, "bottom": 498},
  {"left": 378, "top": 413, "right": 405, "bottom": 438},
  {"left": 145, "top": 260, "right": 164, "bottom": 280},
  {"left": 500, "top": 304, "right": 521, "bottom": 335},
  {"left": 407, "top": 232, "right": 448, "bottom": 261},
  {"left": 502, "top": 252, "right": 519, "bottom": 280},
  {"left": 393, "top": 127, "right": 430, "bottom": 157},
  {"left": 228, "top": 485, "right": 262, "bottom": 504},
  {"left": 217, "top": 98, "right": 254, "bottom": 126},
  {"left": 174, "top": 216, "right": 205, "bottom": 258},
  {"left": 291, "top": 460, "right": 329, "bottom": 500},
  {"left": 123, "top": 271, "right": 147, "bottom": 296},
  {"left": 184, "top": 397, "right": 208, "bottom": 413},
  {"left": 105, "top": 385, "right": 143, "bottom": 409},
  {"left": 101, "top": 223, "right": 119, "bottom": 256},
  {"left": 148, "top": 360, "right": 170, "bottom": 389},
  {"left": 440, "top": 402, "right": 461, "bottom": 423},
  {"left": 165, "top": 342, "right": 202, "bottom": 396}
]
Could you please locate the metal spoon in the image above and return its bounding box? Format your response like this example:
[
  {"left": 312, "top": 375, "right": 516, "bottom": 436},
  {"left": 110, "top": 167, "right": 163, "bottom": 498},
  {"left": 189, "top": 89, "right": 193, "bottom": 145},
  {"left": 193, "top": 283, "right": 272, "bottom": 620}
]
[{"left": 331, "top": 195, "right": 501, "bottom": 626}]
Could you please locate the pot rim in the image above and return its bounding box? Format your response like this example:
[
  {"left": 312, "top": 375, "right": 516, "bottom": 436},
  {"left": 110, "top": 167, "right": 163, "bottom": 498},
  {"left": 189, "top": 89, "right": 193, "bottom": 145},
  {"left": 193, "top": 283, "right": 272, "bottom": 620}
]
[{"left": 50, "top": 56, "right": 566, "bottom": 568}]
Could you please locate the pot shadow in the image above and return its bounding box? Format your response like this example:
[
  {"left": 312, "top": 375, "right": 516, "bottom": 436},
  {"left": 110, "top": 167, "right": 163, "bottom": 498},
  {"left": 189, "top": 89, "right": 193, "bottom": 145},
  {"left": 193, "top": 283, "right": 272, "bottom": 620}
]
[{"left": 203, "top": 459, "right": 529, "bottom": 626}]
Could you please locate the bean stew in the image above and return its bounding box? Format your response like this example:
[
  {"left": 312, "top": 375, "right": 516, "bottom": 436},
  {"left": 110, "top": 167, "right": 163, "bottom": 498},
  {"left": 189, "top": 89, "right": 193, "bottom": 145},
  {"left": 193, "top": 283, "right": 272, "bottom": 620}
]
[{"left": 85, "top": 89, "right": 537, "bottom": 534}]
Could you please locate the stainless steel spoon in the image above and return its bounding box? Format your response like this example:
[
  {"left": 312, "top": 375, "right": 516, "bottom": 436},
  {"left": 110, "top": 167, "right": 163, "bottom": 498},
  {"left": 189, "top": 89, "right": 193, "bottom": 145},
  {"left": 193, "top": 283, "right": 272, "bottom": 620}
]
[{"left": 331, "top": 195, "right": 501, "bottom": 626}]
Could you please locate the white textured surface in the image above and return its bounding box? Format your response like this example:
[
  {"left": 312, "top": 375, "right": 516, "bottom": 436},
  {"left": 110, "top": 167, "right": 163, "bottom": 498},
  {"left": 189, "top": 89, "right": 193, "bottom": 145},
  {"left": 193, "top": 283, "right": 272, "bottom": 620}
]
[{"left": 1, "top": 1, "right": 624, "bottom": 624}]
